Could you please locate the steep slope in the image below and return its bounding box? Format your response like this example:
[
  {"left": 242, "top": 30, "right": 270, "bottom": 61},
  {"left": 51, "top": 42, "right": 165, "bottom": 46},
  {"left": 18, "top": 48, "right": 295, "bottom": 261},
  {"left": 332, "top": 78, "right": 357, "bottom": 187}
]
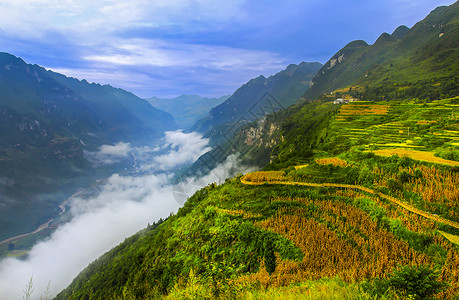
[
  {"left": 303, "top": 1, "right": 459, "bottom": 100},
  {"left": 46, "top": 69, "right": 177, "bottom": 145},
  {"left": 193, "top": 62, "right": 322, "bottom": 133},
  {"left": 147, "top": 94, "right": 229, "bottom": 129},
  {"left": 57, "top": 96, "right": 459, "bottom": 299},
  {"left": 56, "top": 4, "right": 459, "bottom": 299},
  {"left": 0, "top": 52, "right": 177, "bottom": 241}
]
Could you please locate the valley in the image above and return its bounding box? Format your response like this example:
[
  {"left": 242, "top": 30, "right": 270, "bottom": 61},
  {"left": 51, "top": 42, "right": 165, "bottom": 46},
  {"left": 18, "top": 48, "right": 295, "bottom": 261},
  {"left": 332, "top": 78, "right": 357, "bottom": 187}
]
[{"left": 0, "top": 1, "right": 458, "bottom": 299}]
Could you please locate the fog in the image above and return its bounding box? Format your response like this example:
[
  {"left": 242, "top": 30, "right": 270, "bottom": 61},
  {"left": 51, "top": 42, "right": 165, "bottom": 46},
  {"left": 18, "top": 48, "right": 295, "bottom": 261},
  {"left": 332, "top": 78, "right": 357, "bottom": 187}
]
[
  {"left": 0, "top": 131, "right": 253, "bottom": 299},
  {"left": 85, "top": 142, "right": 133, "bottom": 165}
]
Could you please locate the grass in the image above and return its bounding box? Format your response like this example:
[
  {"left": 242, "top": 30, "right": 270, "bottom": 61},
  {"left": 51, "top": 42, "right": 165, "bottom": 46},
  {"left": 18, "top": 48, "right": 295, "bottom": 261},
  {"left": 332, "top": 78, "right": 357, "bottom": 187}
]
[
  {"left": 6, "top": 250, "right": 28, "bottom": 258},
  {"left": 242, "top": 278, "right": 377, "bottom": 300}
]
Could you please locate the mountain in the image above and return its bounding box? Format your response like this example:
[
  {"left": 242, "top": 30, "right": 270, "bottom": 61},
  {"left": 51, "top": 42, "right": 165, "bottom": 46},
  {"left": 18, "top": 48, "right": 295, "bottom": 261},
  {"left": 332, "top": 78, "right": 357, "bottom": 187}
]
[
  {"left": 57, "top": 3, "right": 459, "bottom": 299},
  {"left": 147, "top": 94, "right": 229, "bottom": 129},
  {"left": 304, "top": 1, "right": 459, "bottom": 100},
  {"left": 57, "top": 95, "right": 459, "bottom": 299},
  {"left": 0, "top": 52, "right": 177, "bottom": 241},
  {"left": 192, "top": 62, "right": 322, "bottom": 133}
]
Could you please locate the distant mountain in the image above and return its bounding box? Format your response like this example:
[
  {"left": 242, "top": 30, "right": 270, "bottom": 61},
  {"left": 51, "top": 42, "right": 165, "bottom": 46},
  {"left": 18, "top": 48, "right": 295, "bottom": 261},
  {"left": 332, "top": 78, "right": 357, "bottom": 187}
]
[
  {"left": 303, "top": 2, "right": 459, "bottom": 100},
  {"left": 147, "top": 94, "right": 229, "bottom": 129},
  {"left": 192, "top": 62, "right": 322, "bottom": 133},
  {"left": 0, "top": 52, "right": 177, "bottom": 241}
]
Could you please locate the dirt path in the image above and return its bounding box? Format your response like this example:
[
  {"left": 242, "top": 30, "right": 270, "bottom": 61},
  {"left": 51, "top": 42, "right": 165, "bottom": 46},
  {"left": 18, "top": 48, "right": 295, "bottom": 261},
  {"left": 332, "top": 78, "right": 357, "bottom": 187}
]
[{"left": 240, "top": 174, "right": 459, "bottom": 230}]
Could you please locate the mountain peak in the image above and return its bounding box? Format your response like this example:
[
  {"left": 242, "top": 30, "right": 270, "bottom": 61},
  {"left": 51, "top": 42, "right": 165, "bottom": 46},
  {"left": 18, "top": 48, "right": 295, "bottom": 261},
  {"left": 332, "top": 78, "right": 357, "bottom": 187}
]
[
  {"left": 373, "top": 32, "right": 394, "bottom": 45},
  {"left": 343, "top": 40, "right": 369, "bottom": 49},
  {"left": 391, "top": 25, "right": 410, "bottom": 39}
]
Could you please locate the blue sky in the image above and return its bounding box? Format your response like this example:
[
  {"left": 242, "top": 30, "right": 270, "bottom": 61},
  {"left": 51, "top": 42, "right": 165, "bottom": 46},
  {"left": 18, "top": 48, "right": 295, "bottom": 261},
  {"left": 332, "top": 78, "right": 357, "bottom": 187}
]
[{"left": 0, "top": 0, "right": 456, "bottom": 98}]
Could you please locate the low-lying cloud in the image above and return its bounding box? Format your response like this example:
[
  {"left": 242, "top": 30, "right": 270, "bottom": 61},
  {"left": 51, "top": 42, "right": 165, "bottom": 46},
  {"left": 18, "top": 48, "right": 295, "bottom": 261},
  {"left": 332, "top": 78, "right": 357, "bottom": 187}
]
[
  {"left": 0, "top": 131, "right": 253, "bottom": 299},
  {"left": 85, "top": 142, "right": 132, "bottom": 165},
  {"left": 152, "top": 130, "right": 212, "bottom": 170}
]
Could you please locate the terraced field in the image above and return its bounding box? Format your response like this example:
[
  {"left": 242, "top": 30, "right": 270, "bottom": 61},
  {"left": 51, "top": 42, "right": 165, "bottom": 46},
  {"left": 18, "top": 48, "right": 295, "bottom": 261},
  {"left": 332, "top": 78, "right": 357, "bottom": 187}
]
[
  {"left": 241, "top": 171, "right": 459, "bottom": 230},
  {"left": 371, "top": 148, "right": 459, "bottom": 166},
  {"left": 330, "top": 98, "right": 459, "bottom": 154}
]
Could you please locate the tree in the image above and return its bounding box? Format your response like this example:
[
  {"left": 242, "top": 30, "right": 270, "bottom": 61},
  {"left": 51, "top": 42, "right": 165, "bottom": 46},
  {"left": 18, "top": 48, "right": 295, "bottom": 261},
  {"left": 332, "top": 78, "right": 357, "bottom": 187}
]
[
  {"left": 264, "top": 236, "right": 277, "bottom": 275},
  {"left": 387, "top": 265, "right": 447, "bottom": 299}
]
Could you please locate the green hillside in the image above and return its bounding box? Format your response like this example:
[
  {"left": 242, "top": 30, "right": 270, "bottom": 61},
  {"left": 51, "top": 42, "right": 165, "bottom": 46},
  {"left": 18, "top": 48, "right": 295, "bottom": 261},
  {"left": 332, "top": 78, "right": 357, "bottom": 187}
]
[
  {"left": 57, "top": 95, "right": 459, "bottom": 299},
  {"left": 193, "top": 62, "right": 322, "bottom": 133},
  {"left": 56, "top": 3, "right": 459, "bottom": 299},
  {"left": 303, "top": 2, "right": 459, "bottom": 101}
]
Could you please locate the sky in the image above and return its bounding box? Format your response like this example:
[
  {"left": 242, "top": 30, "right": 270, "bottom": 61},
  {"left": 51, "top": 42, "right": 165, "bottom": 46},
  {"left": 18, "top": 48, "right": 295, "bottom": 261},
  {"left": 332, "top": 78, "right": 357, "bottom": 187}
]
[{"left": 0, "top": 0, "right": 456, "bottom": 98}]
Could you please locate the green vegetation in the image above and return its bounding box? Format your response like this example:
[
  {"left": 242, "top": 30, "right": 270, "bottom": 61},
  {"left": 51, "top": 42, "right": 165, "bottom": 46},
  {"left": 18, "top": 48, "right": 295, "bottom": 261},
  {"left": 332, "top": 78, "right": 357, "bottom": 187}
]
[
  {"left": 59, "top": 90, "right": 459, "bottom": 299},
  {"left": 55, "top": 2, "right": 459, "bottom": 299},
  {"left": 303, "top": 2, "right": 459, "bottom": 101}
]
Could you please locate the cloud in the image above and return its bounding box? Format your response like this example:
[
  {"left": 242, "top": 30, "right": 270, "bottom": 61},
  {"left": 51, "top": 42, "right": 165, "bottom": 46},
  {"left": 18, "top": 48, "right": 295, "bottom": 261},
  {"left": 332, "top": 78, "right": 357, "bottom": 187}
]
[
  {"left": 82, "top": 38, "right": 285, "bottom": 70},
  {"left": 172, "top": 154, "right": 257, "bottom": 205},
  {"left": 85, "top": 142, "right": 132, "bottom": 165},
  {"left": 1, "top": 0, "right": 457, "bottom": 98},
  {"left": 0, "top": 130, "right": 254, "bottom": 299},
  {"left": 44, "top": 37, "right": 287, "bottom": 98},
  {"left": 0, "top": 0, "right": 247, "bottom": 39},
  {"left": 151, "top": 130, "right": 212, "bottom": 170}
]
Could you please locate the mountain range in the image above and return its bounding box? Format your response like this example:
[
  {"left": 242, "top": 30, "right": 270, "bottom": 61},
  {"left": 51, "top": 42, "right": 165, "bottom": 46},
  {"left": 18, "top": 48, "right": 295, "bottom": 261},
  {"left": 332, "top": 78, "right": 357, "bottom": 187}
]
[
  {"left": 304, "top": 3, "right": 459, "bottom": 100},
  {"left": 147, "top": 94, "right": 229, "bottom": 130},
  {"left": 0, "top": 53, "right": 177, "bottom": 241},
  {"left": 192, "top": 62, "right": 322, "bottom": 133},
  {"left": 55, "top": 2, "right": 459, "bottom": 299}
]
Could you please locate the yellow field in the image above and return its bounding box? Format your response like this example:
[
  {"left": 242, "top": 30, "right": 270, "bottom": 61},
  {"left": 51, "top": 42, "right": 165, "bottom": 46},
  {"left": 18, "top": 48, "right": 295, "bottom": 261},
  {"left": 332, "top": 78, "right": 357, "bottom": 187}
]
[
  {"left": 439, "top": 231, "right": 459, "bottom": 245},
  {"left": 241, "top": 171, "right": 286, "bottom": 183},
  {"left": 294, "top": 164, "right": 309, "bottom": 170},
  {"left": 315, "top": 157, "right": 348, "bottom": 167},
  {"left": 367, "top": 143, "right": 422, "bottom": 148},
  {"left": 417, "top": 120, "right": 438, "bottom": 125},
  {"left": 240, "top": 172, "right": 459, "bottom": 230},
  {"left": 338, "top": 104, "right": 390, "bottom": 118},
  {"left": 370, "top": 149, "right": 459, "bottom": 166}
]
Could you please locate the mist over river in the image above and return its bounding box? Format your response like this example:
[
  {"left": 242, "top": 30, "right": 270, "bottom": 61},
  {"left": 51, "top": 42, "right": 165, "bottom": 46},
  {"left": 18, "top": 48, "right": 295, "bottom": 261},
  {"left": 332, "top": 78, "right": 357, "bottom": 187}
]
[{"left": 0, "top": 130, "right": 253, "bottom": 299}]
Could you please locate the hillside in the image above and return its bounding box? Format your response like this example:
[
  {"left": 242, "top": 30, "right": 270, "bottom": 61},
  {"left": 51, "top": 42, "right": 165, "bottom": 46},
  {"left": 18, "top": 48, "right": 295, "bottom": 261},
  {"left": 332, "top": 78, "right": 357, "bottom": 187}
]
[
  {"left": 193, "top": 62, "right": 322, "bottom": 133},
  {"left": 55, "top": 3, "right": 459, "bottom": 299},
  {"left": 303, "top": 2, "right": 459, "bottom": 101},
  {"left": 57, "top": 95, "right": 459, "bottom": 299},
  {"left": 0, "top": 52, "right": 177, "bottom": 242},
  {"left": 147, "top": 95, "right": 229, "bottom": 129}
]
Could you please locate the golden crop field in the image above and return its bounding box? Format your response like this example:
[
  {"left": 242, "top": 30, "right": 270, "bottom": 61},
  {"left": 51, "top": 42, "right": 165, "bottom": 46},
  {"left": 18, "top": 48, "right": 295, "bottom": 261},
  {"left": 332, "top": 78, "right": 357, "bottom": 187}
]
[
  {"left": 370, "top": 148, "right": 459, "bottom": 167},
  {"left": 439, "top": 231, "right": 459, "bottom": 246},
  {"left": 315, "top": 157, "right": 348, "bottom": 167},
  {"left": 417, "top": 120, "right": 438, "bottom": 125},
  {"left": 241, "top": 171, "right": 286, "bottom": 183},
  {"left": 244, "top": 196, "right": 430, "bottom": 287},
  {"left": 338, "top": 104, "right": 390, "bottom": 118}
]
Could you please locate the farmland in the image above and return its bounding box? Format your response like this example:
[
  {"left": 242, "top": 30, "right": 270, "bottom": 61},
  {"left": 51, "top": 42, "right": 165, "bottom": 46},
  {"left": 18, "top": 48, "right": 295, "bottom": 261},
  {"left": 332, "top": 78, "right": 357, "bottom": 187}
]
[{"left": 326, "top": 98, "right": 459, "bottom": 153}]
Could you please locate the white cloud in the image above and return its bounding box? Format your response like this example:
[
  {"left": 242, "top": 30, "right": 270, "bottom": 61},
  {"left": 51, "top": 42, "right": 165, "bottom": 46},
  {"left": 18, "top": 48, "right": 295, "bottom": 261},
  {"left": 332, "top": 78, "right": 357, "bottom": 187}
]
[
  {"left": 152, "top": 130, "right": 212, "bottom": 170},
  {"left": 0, "top": 131, "right": 254, "bottom": 299},
  {"left": 0, "top": 0, "right": 247, "bottom": 39},
  {"left": 85, "top": 142, "right": 132, "bottom": 165},
  {"left": 45, "top": 38, "right": 286, "bottom": 98},
  {"left": 82, "top": 38, "right": 285, "bottom": 70}
]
